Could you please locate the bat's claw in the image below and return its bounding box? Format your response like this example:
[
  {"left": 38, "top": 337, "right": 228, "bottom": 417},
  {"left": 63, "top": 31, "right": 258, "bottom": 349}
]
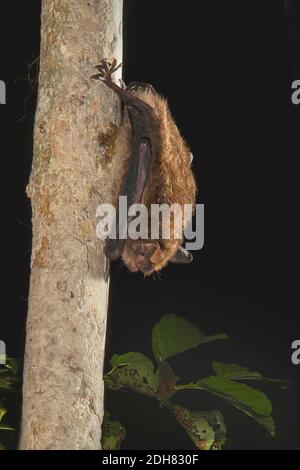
[
  {"left": 118, "top": 78, "right": 127, "bottom": 89},
  {"left": 92, "top": 58, "right": 122, "bottom": 81},
  {"left": 91, "top": 73, "right": 104, "bottom": 80}
]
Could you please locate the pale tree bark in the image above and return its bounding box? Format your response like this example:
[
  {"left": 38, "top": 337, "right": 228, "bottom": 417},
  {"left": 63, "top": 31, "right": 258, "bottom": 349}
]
[{"left": 20, "top": 0, "right": 122, "bottom": 450}]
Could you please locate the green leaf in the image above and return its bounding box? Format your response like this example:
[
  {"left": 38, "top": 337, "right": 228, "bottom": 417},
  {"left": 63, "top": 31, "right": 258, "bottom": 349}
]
[
  {"left": 0, "top": 407, "right": 7, "bottom": 422},
  {"left": 105, "top": 352, "right": 158, "bottom": 397},
  {"left": 152, "top": 314, "right": 228, "bottom": 362},
  {"left": 0, "top": 358, "right": 20, "bottom": 392},
  {"left": 199, "top": 410, "right": 227, "bottom": 450},
  {"left": 109, "top": 352, "right": 153, "bottom": 370},
  {"left": 212, "top": 362, "right": 290, "bottom": 388},
  {"left": 4, "top": 358, "right": 20, "bottom": 376},
  {"left": 101, "top": 413, "right": 126, "bottom": 450},
  {"left": 0, "top": 406, "right": 14, "bottom": 433},
  {"left": 0, "top": 424, "right": 14, "bottom": 432},
  {"left": 255, "top": 415, "right": 275, "bottom": 437},
  {"left": 200, "top": 376, "right": 272, "bottom": 416},
  {"left": 212, "top": 362, "right": 263, "bottom": 380},
  {"left": 0, "top": 376, "right": 18, "bottom": 391},
  {"left": 177, "top": 376, "right": 275, "bottom": 435}
]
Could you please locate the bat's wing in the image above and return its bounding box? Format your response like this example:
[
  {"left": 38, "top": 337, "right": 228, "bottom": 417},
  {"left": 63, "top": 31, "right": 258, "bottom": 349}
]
[
  {"left": 102, "top": 82, "right": 156, "bottom": 261},
  {"left": 104, "top": 136, "right": 153, "bottom": 261}
]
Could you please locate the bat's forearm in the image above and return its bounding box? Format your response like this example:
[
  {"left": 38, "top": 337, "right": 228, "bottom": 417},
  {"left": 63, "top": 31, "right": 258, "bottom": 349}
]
[{"left": 102, "top": 79, "right": 155, "bottom": 115}]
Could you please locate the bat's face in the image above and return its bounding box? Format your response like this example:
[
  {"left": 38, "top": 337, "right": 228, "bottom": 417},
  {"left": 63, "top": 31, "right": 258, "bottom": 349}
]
[{"left": 121, "top": 240, "right": 166, "bottom": 275}]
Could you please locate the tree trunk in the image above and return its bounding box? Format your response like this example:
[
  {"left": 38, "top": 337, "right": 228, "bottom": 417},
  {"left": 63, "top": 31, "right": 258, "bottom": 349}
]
[{"left": 20, "top": 0, "right": 122, "bottom": 450}]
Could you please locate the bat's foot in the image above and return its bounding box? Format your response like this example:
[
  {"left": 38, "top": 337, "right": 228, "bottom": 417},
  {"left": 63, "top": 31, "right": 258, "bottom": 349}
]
[
  {"left": 92, "top": 61, "right": 155, "bottom": 116},
  {"left": 91, "top": 58, "right": 122, "bottom": 81},
  {"left": 127, "top": 81, "right": 156, "bottom": 95}
]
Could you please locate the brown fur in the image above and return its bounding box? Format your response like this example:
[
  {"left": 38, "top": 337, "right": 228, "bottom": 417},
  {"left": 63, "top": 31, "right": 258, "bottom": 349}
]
[{"left": 111, "top": 88, "right": 197, "bottom": 275}]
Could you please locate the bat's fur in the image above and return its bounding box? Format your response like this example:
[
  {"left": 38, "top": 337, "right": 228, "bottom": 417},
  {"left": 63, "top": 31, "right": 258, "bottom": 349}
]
[{"left": 111, "top": 87, "right": 197, "bottom": 274}]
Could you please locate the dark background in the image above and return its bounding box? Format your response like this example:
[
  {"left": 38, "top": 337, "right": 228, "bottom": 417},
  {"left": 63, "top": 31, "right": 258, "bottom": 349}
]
[{"left": 0, "top": 0, "right": 299, "bottom": 450}]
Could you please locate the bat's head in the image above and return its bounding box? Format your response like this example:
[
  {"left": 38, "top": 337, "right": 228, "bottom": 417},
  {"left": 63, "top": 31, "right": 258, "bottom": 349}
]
[
  {"left": 121, "top": 241, "right": 161, "bottom": 275},
  {"left": 121, "top": 240, "right": 193, "bottom": 276}
]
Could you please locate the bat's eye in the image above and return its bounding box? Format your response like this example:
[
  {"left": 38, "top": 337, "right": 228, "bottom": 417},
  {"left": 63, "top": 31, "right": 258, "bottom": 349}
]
[{"left": 139, "top": 251, "right": 145, "bottom": 257}]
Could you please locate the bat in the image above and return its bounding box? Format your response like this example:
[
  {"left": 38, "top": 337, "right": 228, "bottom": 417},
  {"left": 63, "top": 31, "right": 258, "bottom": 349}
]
[{"left": 92, "top": 59, "right": 197, "bottom": 276}]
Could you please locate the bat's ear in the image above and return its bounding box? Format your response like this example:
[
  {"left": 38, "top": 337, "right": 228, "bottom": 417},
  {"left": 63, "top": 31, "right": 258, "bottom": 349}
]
[
  {"left": 169, "top": 246, "right": 193, "bottom": 264},
  {"left": 104, "top": 239, "right": 125, "bottom": 261}
]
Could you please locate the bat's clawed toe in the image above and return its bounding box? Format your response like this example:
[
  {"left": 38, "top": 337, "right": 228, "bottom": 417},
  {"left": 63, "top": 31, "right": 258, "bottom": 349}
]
[
  {"left": 118, "top": 78, "right": 127, "bottom": 89},
  {"left": 90, "top": 73, "right": 103, "bottom": 81},
  {"left": 93, "top": 58, "right": 122, "bottom": 81}
]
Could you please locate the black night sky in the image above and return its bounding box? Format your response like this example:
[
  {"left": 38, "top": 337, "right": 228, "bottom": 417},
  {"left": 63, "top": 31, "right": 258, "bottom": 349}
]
[{"left": 0, "top": 0, "right": 300, "bottom": 450}]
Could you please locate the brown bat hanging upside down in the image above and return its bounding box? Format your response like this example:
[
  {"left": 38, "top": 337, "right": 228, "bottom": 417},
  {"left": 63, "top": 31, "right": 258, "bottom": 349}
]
[{"left": 92, "top": 59, "right": 197, "bottom": 276}]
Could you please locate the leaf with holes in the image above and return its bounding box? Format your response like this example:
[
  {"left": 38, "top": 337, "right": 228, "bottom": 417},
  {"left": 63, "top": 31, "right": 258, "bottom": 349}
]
[
  {"left": 105, "top": 352, "right": 158, "bottom": 397},
  {"left": 101, "top": 413, "right": 126, "bottom": 450},
  {"left": 168, "top": 402, "right": 226, "bottom": 450}
]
